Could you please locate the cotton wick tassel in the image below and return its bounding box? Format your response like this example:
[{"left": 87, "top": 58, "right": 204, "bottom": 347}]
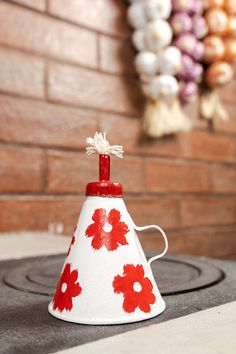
[
  {"left": 143, "top": 99, "right": 191, "bottom": 138},
  {"left": 86, "top": 132, "right": 124, "bottom": 158},
  {"left": 200, "top": 89, "right": 229, "bottom": 122}
]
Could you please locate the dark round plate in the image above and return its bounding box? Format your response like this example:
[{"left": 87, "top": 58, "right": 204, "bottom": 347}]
[{"left": 3, "top": 253, "right": 224, "bottom": 297}]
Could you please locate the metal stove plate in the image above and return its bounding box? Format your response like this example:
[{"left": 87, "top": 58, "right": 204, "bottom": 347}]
[{"left": 3, "top": 254, "right": 223, "bottom": 296}]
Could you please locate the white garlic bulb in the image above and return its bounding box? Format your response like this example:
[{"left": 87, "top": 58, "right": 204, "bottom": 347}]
[
  {"left": 159, "top": 46, "right": 182, "bottom": 75},
  {"left": 135, "top": 51, "right": 159, "bottom": 76},
  {"left": 146, "top": 0, "right": 172, "bottom": 20},
  {"left": 149, "top": 75, "right": 179, "bottom": 100},
  {"left": 127, "top": 2, "right": 147, "bottom": 29},
  {"left": 132, "top": 29, "right": 146, "bottom": 51},
  {"left": 145, "top": 19, "right": 173, "bottom": 52}
]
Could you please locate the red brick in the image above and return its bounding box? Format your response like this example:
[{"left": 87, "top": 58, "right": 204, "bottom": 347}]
[
  {"left": 0, "top": 47, "right": 44, "bottom": 98},
  {"left": 180, "top": 198, "right": 236, "bottom": 227},
  {"left": 145, "top": 159, "right": 210, "bottom": 193},
  {"left": 180, "top": 131, "right": 236, "bottom": 162},
  {"left": 48, "top": 62, "right": 143, "bottom": 115},
  {"left": 99, "top": 36, "right": 135, "bottom": 75},
  {"left": 211, "top": 165, "right": 236, "bottom": 193},
  {"left": 141, "top": 226, "right": 236, "bottom": 257},
  {"left": 111, "top": 156, "right": 143, "bottom": 193},
  {"left": 139, "top": 230, "right": 211, "bottom": 256},
  {"left": 214, "top": 102, "right": 236, "bottom": 133},
  {"left": 0, "top": 2, "right": 97, "bottom": 67},
  {"left": 194, "top": 119, "right": 209, "bottom": 130},
  {"left": 47, "top": 151, "right": 96, "bottom": 193},
  {"left": 49, "top": 0, "right": 130, "bottom": 38},
  {"left": 208, "top": 228, "right": 236, "bottom": 257},
  {"left": 160, "top": 97, "right": 209, "bottom": 130},
  {"left": 13, "top": 0, "right": 46, "bottom": 11},
  {"left": 0, "top": 197, "right": 83, "bottom": 233},
  {"left": 0, "top": 95, "right": 98, "bottom": 149},
  {"left": 99, "top": 114, "right": 181, "bottom": 157},
  {"left": 167, "top": 230, "right": 211, "bottom": 256},
  {"left": 0, "top": 145, "right": 44, "bottom": 193},
  {"left": 47, "top": 151, "right": 143, "bottom": 193},
  {"left": 125, "top": 198, "right": 180, "bottom": 229}
]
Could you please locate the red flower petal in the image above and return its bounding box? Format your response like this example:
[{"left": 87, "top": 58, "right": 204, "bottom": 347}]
[
  {"left": 85, "top": 223, "right": 99, "bottom": 238},
  {"left": 62, "top": 263, "right": 71, "bottom": 280},
  {"left": 85, "top": 208, "right": 129, "bottom": 251},
  {"left": 92, "top": 208, "right": 107, "bottom": 224},
  {"left": 108, "top": 209, "right": 121, "bottom": 225},
  {"left": 123, "top": 295, "right": 138, "bottom": 313},
  {"left": 70, "top": 283, "right": 82, "bottom": 297},
  {"left": 113, "top": 264, "right": 156, "bottom": 314},
  {"left": 91, "top": 234, "right": 103, "bottom": 250},
  {"left": 63, "top": 292, "right": 73, "bottom": 312},
  {"left": 69, "top": 269, "right": 79, "bottom": 284},
  {"left": 113, "top": 274, "right": 129, "bottom": 294},
  {"left": 138, "top": 301, "right": 152, "bottom": 313},
  {"left": 52, "top": 263, "right": 82, "bottom": 312}
]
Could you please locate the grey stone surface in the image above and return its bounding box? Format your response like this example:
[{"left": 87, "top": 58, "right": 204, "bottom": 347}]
[{"left": 0, "top": 254, "right": 236, "bottom": 354}]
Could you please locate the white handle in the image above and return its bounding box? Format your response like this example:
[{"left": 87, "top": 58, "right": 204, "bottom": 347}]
[{"left": 132, "top": 222, "right": 168, "bottom": 266}]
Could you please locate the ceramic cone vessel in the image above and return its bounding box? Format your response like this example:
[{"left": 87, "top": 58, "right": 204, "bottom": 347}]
[{"left": 48, "top": 133, "right": 168, "bottom": 325}]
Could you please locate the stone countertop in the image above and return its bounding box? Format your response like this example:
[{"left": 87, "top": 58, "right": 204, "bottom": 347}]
[
  {"left": 57, "top": 302, "right": 236, "bottom": 354},
  {"left": 0, "top": 232, "right": 235, "bottom": 354}
]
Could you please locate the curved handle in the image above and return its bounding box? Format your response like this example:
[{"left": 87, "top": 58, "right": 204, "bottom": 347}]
[{"left": 132, "top": 222, "right": 168, "bottom": 266}]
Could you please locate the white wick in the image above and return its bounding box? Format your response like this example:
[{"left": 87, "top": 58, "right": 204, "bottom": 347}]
[{"left": 86, "top": 132, "right": 124, "bottom": 158}]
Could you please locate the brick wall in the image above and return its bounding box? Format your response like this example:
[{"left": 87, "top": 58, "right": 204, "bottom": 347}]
[{"left": 0, "top": 0, "right": 236, "bottom": 258}]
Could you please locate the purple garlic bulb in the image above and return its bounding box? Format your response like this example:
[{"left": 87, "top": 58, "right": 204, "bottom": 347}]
[
  {"left": 179, "top": 82, "right": 198, "bottom": 104},
  {"left": 192, "top": 62, "right": 203, "bottom": 82},
  {"left": 174, "top": 33, "right": 197, "bottom": 57},
  {"left": 192, "top": 41, "right": 204, "bottom": 61},
  {"left": 177, "top": 54, "right": 196, "bottom": 81},
  {"left": 192, "top": 15, "right": 208, "bottom": 39},
  {"left": 172, "top": 0, "right": 195, "bottom": 13},
  {"left": 190, "top": 0, "right": 203, "bottom": 15},
  {"left": 178, "top": 55, "right": 203, "bottom": 82},
  {"left": 170, "top": 12, "right": 193, "bottom": 35}
]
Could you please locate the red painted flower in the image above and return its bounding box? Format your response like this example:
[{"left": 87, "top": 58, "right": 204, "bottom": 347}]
[
  {"left": 67, "top": 235, "right": 75, "bottom": 256},
  {"left": 53, "top": 263, "right": 82, "bottom": 312},
  {"left": 85, "top": 208, "right": 129, "bottom": 251},
  {"left": 113, "top": 264, "right": 156, "bottom": 313}
]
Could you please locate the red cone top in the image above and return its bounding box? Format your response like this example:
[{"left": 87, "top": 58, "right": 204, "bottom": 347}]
[{"left": 85, "top": 133, "right": 124, "bottom": 198}]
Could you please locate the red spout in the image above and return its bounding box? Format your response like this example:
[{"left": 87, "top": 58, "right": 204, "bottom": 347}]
[{"left": 99, "top": 154, "right": 110, "bottom": 181}]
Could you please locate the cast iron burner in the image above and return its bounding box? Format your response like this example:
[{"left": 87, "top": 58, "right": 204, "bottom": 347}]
[
  {"left": 3, "top": 254, "right": 223, "bottom": 297},
  {"left": 0, "top": 253, "right": 236, "bottom": 354}
]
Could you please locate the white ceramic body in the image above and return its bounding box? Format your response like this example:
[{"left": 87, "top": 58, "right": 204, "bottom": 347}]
[{"left": 48, "top": 196, "right": 166, "bottom": 325}]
